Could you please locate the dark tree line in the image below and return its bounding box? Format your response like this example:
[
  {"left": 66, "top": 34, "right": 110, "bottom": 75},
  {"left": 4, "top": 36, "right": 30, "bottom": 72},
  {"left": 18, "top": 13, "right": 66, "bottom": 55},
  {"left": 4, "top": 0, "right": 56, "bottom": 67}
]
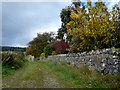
[{"left": 1, "top": 46, "right": 26, "bottom": 52}]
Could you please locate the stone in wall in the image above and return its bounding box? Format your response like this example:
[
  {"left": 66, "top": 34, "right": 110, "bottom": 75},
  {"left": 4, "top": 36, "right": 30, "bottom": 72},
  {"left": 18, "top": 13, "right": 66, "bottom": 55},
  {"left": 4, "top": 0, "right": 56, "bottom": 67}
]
[
  {"left": 39, "top": 48, "right": 120, "bottom": 74},
  {"left": 25, "top": 55, "right": 34, "bottom": 61}
]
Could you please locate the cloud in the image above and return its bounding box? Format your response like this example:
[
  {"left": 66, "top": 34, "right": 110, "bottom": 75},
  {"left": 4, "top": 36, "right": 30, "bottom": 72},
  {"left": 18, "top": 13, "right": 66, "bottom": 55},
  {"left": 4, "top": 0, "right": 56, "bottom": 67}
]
[
  {"left": 2, "top": 1, "right": 119, "bottom": 47},
  {"left": 0, "top": 3, "right": 2, "bottom": 46},
  {"left": 2, "top": 0, "right": 71, "bottom": 2},
  {"left": 2, "top": 2, "right": 71, "bottom": 47},
  {"left": 28, "top": 21, "right": 60, "bottom": 39},
  {"left": 107, "top": 0, "right": 119, "bottom": 10}
]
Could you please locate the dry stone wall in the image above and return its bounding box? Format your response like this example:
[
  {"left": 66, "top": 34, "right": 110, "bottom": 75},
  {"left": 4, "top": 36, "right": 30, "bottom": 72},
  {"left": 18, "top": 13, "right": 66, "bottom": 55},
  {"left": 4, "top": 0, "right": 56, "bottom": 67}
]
[{"left": 39, "top": 48, "right": 120, "bottom": 74}]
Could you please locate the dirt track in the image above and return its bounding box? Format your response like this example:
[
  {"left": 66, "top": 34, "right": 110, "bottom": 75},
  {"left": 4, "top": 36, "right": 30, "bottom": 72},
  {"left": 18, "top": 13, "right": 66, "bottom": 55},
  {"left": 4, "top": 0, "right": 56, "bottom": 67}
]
[{"left": 2, "top": 61, "right": 62, "bottom": 88}]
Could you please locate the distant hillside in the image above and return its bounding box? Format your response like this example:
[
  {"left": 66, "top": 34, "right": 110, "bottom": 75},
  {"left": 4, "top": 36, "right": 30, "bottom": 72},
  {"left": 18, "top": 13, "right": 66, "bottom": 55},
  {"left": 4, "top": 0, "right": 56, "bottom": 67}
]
[{"left": 0, "top": 46, "right": 26, "bottom": 52}]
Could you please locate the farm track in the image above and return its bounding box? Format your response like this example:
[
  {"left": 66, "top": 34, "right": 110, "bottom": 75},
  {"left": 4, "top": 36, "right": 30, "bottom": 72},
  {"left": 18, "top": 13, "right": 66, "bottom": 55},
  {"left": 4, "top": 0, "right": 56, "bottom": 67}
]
[{"left": 2, "top": 61, "right": 62, "bottom": 88}]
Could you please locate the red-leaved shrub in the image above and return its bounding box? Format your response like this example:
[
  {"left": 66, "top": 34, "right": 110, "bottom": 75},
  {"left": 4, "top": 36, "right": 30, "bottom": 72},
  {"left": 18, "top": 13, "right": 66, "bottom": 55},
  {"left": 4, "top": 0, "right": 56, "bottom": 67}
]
[{"left": 52, "top": 40, "right": 70, "bottom": 54}]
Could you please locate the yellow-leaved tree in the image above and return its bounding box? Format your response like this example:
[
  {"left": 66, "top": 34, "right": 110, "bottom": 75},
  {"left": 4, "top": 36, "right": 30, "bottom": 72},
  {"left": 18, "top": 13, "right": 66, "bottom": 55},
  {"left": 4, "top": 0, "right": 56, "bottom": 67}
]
[{"left": 66, "top": 0, "right": 119, "bottom": 51}]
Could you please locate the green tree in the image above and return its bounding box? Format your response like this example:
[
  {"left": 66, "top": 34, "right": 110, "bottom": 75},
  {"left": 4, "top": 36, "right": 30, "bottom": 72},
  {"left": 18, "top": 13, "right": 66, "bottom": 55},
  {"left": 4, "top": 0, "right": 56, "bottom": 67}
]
[
  {"left": 70, "top": 35, "right": 81, "bottom": 53},
  {"left": 26, "top": 32, "right": 55, "bottom": 57},
  {"left": 44, "top": 45, "right": 53, "bottom": 58},
  {"left": 112, "top": 3, "right": 120, "bottom": 48},
  {"left": 57, "top": 0, "right": 85, "bottom": 42}
]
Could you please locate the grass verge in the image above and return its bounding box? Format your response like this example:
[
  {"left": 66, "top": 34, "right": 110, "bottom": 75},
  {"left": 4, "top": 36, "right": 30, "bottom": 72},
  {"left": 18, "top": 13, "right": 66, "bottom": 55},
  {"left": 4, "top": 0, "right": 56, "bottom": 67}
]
[
  {"left": 39, "top": 60, "right": 120, "bottom": 88},
  {"left": 2, "top": 61, "right": 44, "bottom": 88},
  {"left": 2, "top": 66, "right": 17, "bottom": 77}
]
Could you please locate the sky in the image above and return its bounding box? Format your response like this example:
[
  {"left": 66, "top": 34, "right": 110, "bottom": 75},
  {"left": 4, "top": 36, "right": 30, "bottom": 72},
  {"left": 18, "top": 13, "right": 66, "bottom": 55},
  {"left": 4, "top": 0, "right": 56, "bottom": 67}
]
[{"left": 1, "top": 0, "right": 120, "bottom": 47}]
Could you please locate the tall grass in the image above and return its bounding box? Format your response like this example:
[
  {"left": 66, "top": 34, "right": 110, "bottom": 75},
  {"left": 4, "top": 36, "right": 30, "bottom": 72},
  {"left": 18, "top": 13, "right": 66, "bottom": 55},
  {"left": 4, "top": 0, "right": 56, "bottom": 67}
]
[
  {"left": 1, "top": 52, "right": 26, "bottom": 77},
  {"left": 39, "top": 60, "right": 120, "bottom": 88}
]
